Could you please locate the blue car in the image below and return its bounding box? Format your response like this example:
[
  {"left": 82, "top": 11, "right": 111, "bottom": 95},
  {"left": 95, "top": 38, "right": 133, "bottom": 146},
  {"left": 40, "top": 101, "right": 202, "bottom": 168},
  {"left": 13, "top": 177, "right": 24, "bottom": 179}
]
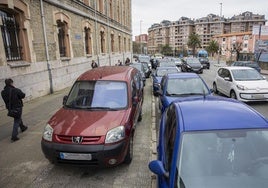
[
  {"left": 158, "top": 72, "right": 212, "bottom": 113},
  {"left": 149, "top": 96, "right": 268, "bottom": 188},
  {"left": 152, "top": 66, "right": 180, "bottom": 96}
]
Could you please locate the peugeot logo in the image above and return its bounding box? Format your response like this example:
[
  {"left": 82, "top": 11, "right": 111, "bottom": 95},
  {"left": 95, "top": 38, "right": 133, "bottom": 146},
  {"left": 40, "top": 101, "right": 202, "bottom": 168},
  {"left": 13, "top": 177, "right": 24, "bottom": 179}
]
[{"left": 72, "top": 136, "right": 83, "bottom": 144}]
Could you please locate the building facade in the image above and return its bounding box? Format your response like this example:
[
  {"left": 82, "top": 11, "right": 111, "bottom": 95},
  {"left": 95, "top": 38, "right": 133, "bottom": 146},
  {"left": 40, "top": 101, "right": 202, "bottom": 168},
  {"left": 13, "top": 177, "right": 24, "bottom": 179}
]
[
  {"left": 0, "top": 0, "right": 132, "bottom": 110},
  {"left": 148, "top": 11, "right": 266, "bottom": 55}
]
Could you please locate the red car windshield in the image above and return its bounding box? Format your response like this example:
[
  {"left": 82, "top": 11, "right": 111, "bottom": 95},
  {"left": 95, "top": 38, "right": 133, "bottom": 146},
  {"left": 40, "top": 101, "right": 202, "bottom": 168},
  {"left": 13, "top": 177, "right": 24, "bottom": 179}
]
[{"left": 65, "top": 81, "right": 128, "bottom": 109}]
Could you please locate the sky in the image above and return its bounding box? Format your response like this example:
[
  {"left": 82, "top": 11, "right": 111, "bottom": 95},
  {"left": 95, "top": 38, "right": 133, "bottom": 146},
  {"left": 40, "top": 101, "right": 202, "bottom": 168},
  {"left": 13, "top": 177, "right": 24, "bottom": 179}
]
[{"left": 132, "top": 0, "right": 268, "bottom": 39}]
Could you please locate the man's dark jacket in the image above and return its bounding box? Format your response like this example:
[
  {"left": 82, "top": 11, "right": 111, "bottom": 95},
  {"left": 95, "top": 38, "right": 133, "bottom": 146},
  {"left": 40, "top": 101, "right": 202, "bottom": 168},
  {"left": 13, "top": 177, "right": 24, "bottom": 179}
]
[{"left": 1, "top": 85, "right": 25, "bottom": 110}]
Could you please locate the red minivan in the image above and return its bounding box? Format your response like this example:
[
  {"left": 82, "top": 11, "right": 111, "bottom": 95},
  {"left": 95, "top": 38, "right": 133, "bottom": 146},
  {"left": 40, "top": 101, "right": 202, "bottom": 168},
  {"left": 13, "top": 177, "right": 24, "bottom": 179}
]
[{"left": 41, "top": 66, "right": 143, "bottom": 167}]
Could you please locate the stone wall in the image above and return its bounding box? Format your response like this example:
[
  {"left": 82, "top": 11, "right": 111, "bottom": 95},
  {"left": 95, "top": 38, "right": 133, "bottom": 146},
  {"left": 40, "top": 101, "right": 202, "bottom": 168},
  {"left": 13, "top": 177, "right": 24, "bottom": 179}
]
[{"left": 0, "top": 0, "right": 132, "bottom": 110}]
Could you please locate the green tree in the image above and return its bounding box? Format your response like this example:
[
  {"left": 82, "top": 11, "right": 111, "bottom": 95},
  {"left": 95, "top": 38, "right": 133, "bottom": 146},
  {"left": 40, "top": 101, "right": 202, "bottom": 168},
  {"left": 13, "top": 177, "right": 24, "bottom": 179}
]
[
  {"left": 161, "top": 44, "right": 172, "bottom": 56},
  {"left": 206, "top": 40, "right": 219, "bottom": 57},
  {"left": 132, "top": 41, "right": 140, "bottom": 54},
  {"left": 187, "top": 33, "right": 201, "bottom": 56},
  {"left": 233, "top": 41, "right": 243, "bottom": 61}
]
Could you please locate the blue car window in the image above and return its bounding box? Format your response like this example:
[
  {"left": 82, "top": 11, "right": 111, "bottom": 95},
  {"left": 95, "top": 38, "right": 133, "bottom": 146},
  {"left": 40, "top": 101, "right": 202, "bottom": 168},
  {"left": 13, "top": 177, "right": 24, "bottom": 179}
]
[{"left": 177, "top": 130, "right": 268, "bottom": 187}]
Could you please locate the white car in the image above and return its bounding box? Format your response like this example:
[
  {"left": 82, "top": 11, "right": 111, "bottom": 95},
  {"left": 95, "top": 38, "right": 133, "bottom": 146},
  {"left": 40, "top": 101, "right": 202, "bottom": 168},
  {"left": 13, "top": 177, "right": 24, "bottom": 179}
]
[{"left": 213, "top": 66, "right": 268, "bottom": 102}]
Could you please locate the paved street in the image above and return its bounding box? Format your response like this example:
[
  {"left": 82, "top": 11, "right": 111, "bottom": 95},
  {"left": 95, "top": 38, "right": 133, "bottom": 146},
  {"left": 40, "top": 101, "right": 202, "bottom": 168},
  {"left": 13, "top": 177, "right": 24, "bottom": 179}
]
[
  {"left": 0, "top": 79, "right": 154, "bottom": 188},
  {"left": 1, "top": 62, "right": 268, "bottom": 188}
]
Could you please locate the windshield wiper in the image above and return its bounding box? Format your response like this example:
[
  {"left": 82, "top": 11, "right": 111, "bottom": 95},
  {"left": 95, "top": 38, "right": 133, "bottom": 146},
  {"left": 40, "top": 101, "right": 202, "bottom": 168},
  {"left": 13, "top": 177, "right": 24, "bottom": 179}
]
[
  {"left": 86, "top": 107, "right": 118, "bottom": 111},
  {"left": 186, "top": 93, "right": 204, "bottom": 95},
  {"left": 167, "top": 93, "right": 204, "bottom": 96}
]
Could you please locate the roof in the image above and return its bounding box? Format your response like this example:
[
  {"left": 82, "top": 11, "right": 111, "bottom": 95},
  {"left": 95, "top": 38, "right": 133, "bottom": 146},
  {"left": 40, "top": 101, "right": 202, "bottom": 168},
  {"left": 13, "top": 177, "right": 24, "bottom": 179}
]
[
  {"left": 156, "top": 66, "right": 178, "bottom": 70},
  {"left": 218, "top": 66, "right": 255, "bottom": 70},
  {"left": 166, "top": 72, "right": 199, "bottom": 79},
  {"left": 76, "top": 66, "right": 135, "bottom": 81},
  {"left": 173, "top": 96, "right": 268, "bottom": 132}
]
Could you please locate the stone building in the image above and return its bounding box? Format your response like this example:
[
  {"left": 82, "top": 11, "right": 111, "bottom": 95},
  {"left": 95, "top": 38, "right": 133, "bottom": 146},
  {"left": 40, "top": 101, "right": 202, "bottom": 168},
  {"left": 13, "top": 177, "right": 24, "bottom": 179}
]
[{"left": 0, "top": 0, "right": 132, "bottom": 110}]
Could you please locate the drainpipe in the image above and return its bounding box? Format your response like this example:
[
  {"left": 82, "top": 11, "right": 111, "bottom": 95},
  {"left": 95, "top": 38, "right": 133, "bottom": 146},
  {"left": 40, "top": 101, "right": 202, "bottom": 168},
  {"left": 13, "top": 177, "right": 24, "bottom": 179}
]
[
  {"left": 40, "top": 0, "right": 53, "bottom": 94},
  {"left": 106, "top": 0, "right": 111, "bottom": 65},
  {"left": 94, "top": 2, "right": 100, "bottom": 66}
]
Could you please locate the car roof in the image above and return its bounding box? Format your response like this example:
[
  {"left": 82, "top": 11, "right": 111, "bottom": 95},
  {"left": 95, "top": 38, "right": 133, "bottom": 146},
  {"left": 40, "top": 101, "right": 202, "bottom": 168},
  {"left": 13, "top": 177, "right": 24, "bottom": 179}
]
[
  {"left": 173, "top": 96, "right": 268, "bottom": 132},
  {"left": 165, "top": 72, "right": 199, "bottom": 79},
  {"left": 233, "top": 61, "right": 256, "bottom": 63},
  {"left": 156, "top": 66, "right": 178, "bottom": 70},
  {"left": 76, "top": 66, "right": 136, "bottom": 81},
  {"left": 219, "top": 66, "right": 255, "bottom": 70}
]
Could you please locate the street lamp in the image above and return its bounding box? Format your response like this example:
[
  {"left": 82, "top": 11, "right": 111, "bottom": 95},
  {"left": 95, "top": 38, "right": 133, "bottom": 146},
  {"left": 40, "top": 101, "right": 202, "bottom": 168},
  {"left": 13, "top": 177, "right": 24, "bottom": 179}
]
[{"left": 218, "top": 2, "right": 223, "bottom": 64}]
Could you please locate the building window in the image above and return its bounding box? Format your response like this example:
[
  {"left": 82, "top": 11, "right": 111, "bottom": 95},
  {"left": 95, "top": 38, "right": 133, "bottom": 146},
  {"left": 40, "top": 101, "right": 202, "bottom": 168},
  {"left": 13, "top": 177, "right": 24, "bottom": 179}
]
[
  {"left": 109, "top": 0, "right": 113, "bottom": 19},
  {"left": 117, "top": 3, "right": 120, "bottom": 22},
  {"left": 0, "top": 10, "right": 22, "bottom": 61},
  {"left": 99, "top": 0, "right": 104, "bottom": 13},
  {"left": 124, "top": 37, "right": 126, "bottom": 51},
  {"left": 84, "top": 27, "right": 92, "bottom": 55},
  {"left": 118, "top": 35, "right": 121, "bottom": 52},
  {"left": 100, "top": 30, "right": 105, "bottom": 53},
  {"left": 111, "top": 33, "right": 114, "bottom": 52},
  {"left": 57, "top": 20, "right": 70, "bottom": 57}
]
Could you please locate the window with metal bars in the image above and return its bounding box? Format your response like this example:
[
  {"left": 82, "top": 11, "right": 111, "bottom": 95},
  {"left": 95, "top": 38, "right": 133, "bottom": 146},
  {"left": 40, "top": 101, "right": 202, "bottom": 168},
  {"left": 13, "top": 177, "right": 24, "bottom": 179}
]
[
  {"left": 0, "top": 10, "right": 22, "bottom": 61},
  {"left": 57, "top": 20, "right": 67, "bottom": 57}
]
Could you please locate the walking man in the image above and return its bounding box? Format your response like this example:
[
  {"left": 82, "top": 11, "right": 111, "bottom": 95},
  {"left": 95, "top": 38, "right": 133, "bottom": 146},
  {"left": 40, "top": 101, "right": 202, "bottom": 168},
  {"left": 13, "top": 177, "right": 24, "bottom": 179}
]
[{"left": 1, "top": 78, "right": 28, "bottom": 142}]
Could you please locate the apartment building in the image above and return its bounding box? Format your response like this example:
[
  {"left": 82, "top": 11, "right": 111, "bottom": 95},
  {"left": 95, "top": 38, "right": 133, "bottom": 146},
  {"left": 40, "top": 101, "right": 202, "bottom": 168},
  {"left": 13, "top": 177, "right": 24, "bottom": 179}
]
[
  {"left": 148, "top": 11, "right": 266, "bottom": 55},
  {"left": 169, "top": 17, "right": 194, "bottom": 55},
  {"left": 148, "top": 20, "right": 171, "bottom": 54},
  {"left": 0, "top": 0, "right": 132, "bottom": 110}
]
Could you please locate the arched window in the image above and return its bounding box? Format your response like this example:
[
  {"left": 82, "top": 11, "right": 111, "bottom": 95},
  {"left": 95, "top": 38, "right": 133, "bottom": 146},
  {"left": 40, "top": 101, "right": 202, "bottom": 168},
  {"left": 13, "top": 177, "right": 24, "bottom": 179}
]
[
  {"left": 100, "top": 30, "right": 105, "bottom": 53},
  {"left": 111, "top": 33, "right": 114, "bottom": 52},
  {"left": 57, "top": 20, "right": 69, "bottom": 57},
  {"left": 55, "top": 12, "right": 71, "bottom": 58},
  {"left": 84, "top": 27, "right": 92, "bottom": 55}
]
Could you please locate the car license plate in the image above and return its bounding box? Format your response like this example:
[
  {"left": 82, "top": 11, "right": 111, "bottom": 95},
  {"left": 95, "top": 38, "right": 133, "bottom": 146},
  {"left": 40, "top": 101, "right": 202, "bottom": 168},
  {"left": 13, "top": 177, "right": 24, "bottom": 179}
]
[
  {"left": 253, "top": 94, "right": 264, "bottom": 99},
  {"left": 60, "top": 152, "right": 92, "bottom": 160}
]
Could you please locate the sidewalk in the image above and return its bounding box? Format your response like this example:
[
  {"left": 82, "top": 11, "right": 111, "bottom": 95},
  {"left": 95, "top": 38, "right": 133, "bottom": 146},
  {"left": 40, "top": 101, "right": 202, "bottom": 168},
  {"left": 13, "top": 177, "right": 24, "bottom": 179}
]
[{"left": 261, "top": 69, "right": 268, "bottom": 75}]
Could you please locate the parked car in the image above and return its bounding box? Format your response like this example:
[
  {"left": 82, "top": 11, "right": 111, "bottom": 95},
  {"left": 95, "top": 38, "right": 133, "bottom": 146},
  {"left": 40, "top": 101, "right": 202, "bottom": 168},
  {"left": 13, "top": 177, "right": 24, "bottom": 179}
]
[
  {"left": 171, "top": 58, "right": 183, "bottom": 67},
  {"left": 181, "top": 57, "right": 203, "bottom": 74},
  {"left": 129, "top": 62, "right": 147, "bottom": 86},
  {"left": 41, "top": 66, "right": 143, "bottom": 167},
  {"left": 213, "top": 66, "right": 268, "bottom": 102},
  {"left": 157, "top": 59, "right": 177, "bottom": 67},
  {"left": 152, "top": 66, "right": 180, "bottom": 96},
  {"left": 230, "top": 61, "right": 261, "bottom": 73},
  {"left": 158, "top": 72, "right": 212, "bottom": 113},
  {"left": 149, "top": 96, "right": 268, "bottom": 188},
  {"left": 198, "top": 57, "right": 210, "bottom": 69}
]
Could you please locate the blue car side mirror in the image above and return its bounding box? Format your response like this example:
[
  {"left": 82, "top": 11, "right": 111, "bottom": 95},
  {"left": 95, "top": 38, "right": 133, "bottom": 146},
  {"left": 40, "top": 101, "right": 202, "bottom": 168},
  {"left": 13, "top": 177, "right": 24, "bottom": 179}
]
[{"left": 148, "top": 160, "right": 169, "bottom": 178}]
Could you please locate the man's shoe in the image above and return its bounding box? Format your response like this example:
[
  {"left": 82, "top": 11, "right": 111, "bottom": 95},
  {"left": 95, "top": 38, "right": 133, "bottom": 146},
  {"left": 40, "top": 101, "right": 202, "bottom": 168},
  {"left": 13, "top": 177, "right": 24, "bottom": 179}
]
[
  {"left": 11, "top": 137, "right": 20, "bottom": 142},
  {"left": 21, "top": 126, "right": 28, "bottom": 132}
]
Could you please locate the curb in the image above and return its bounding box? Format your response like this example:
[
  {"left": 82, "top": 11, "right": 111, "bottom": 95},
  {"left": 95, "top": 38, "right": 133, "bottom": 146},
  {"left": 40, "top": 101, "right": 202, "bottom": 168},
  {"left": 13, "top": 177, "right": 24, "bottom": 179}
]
[{"left": 151, "top": 88, "right": 157, "bottom": 188}]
